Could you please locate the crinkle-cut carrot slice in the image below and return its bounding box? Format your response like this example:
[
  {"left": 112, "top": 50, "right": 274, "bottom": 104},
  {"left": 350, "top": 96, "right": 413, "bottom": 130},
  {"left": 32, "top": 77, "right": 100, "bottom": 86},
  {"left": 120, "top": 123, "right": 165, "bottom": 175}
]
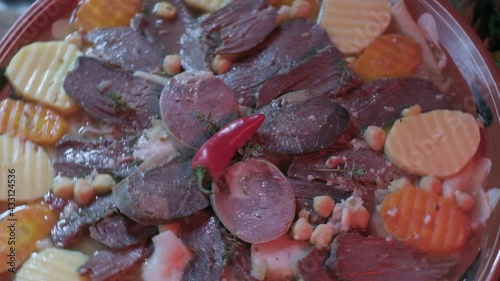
[
  {"left": 354, "top": 33, "right": 422, "bottom": 82},
  {"left": 0, "top": 99, "right": 69, "bottom": 145},
  {"left": 381, "top": 187, "right": 470, "bottom": 254},
  {"left": 73, "top": 0, "right": 141, "bottom": 33},
  {"left": 0, "top": 203, "right": 58, "bottom": 273}
]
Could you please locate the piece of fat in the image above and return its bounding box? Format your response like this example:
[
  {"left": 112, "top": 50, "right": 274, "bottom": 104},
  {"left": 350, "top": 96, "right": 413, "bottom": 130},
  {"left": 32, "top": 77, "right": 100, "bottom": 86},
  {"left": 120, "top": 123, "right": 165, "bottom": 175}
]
[
  {"left": 142, "top": 230, "right": 193, "bottom": 281},
  {"left": 250, "top": 234, "right": 310, "bottom": 281}
]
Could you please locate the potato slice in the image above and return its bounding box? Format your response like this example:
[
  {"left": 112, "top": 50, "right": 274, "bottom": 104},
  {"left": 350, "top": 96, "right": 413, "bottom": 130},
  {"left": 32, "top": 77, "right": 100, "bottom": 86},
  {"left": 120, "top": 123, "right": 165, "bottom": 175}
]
[
  {"left": 5, "top": 41, "right": 82, "bottom": 114},
  {"left": 73, "top": 0, "right": 141, "bottom": 32},
  {"left": 0, "top": 99, "right": 69, "bottom": 145},
  {"left": 0, "top": 135, "right": 54, "bottom": 201},
  {"left": 318, "top": 0, "right": 391, "bottom": 54},
  {"left": 384, "top": 110, "right": 480, "bottom": 178},
  {"left": 0, "top": 203, "right": 58, "bottom": 273},
  {"left": 15, "top": 248, "right": 90, "bottom": 281}
]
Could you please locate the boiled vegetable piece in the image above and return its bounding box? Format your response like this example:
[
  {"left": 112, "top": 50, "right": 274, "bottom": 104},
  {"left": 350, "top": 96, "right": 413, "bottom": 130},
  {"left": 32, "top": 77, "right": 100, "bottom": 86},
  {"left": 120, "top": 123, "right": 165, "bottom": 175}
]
[
  {"left": 0, "top": 99, "right": 69, "bottom": 145},
  {"left": 5, "top": 41, "right": 81, "bottom": 114},
  {"left": 211, "top": 159, "right": 296, "bottom": 243},
  {"left": 0, "top": 135, "right": 54, "bottom": 201},
  {"left": 15, "top": 248, "right": 90, "bottom": 281},
  {"left": 183, "top": 0, "right": 230, "bottom": 12},
  {"left": 0, "top": 203, "right": 57, "bottom": 273},
  {"left": 318, "top": 0, "right": 391, "bottom": 54},
  {"left": 354, "top": 34, "right": 422, "bottom": 81},
  {"left": 73, "top": 0, "right": 141, "bottom": 32},
  {"left": 380, "top": 187, "right": 470, "bottom": 254},
  {"left": 384, "top": 110, "right": 480, "bottom": 178}
]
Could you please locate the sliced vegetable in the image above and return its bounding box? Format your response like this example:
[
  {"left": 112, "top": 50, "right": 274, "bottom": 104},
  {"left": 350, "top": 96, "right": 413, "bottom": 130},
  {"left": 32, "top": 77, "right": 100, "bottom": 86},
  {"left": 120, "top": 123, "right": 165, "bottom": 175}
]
[
  {"left": 0, "top": 135, "right": 54, "bottom": 201},
  {"left": 0, "top": 203, "right": 58, "bottom": 273},
  {"left": 73, "top": 0, "right": 141, "bottom": 32},
  {"left": 380, "top": 187, "right": 470, "bottom": 254},
  {"left": 211, "top": 159, "right": 296, "bottom": 244},
  {"left": 0, "top": 99, "right": 69, "bottom": 145},
  {"left": 5, "top": 41, "right": 82, "bottom": 114},
  {"left": 354, "top": 34, "right": 422, "bottom": 81},
  {"left": 318, "top": 0, "right": 391, "bottom": 54},
  {"left": 191, "top": 114, "right": 265, "bottom": 192},
  {"left": 384, "top": 110, "right": 480, "bottom": 178},
  {"left": 15, "top": 248, "right": 90, "bottom": 281}
]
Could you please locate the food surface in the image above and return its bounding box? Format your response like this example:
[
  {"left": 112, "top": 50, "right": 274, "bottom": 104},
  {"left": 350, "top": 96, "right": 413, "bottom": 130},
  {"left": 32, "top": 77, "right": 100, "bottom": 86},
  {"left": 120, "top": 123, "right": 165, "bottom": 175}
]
[{"left": 0, "top": 0, "right": 497, "bottom": 281}]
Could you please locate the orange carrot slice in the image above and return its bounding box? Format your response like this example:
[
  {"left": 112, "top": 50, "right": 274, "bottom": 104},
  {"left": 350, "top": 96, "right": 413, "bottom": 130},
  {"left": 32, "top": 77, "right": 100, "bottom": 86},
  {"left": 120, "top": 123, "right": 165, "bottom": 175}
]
[
  {"left": 0, "top": 203, "right": 58, "bottom": 273},
  {"left": 381, "top": 187, "right": 470, "bottom": 254},
  {"left": 73, "top": 0, "right": 141, "bottom": 33},
  {"left": 354, "top": 33, "right": 422, "bottom": 82},
  {"left": 0, "top": 99, "right": 69, "bottom": 145}
]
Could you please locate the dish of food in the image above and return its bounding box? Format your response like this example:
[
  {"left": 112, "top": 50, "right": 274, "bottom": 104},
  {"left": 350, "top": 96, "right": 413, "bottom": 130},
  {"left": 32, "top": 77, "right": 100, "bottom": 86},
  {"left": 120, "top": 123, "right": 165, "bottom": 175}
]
[{"left": 0, "top": 0, "right": 499, "bottom": 280}]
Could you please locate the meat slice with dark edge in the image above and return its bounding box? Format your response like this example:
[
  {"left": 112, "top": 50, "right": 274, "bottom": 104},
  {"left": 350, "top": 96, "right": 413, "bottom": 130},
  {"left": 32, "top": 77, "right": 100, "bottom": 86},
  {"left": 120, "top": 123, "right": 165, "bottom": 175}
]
[
  {"left": 79, "top": 242, "right": 153, "bottom": 281},
  {"left": 180, "top": 211, "right": 228, "bottom": 281},
  {"left": 53, "top": 135, "right": 138, "bottom": 179},
  {"left": 64, "top": 57, "right": 162, "bottom": 133},
  {"left": 256, "top": 90, "right": 350, "bottom": 155},
  {"left": 336, "top": 77, "right": 452, "bottom": 129},
  {"left": 89, "top": 213, "right": 158, "bottom": 249},
  {"left": 201, "top": 0, "right": 268, "bottom": 33},
  {"left": 113, "top": 153, "right": 210, "bottom": 225},
  {"left": 230, "top": 243, "right": 258, "bottom": 281},
  {"left": 51, "top": 194, "right": 116, "bottom": 247},
  {"left": 298, "top": 247, "right": 339, "bottom": 281},
  {"left": 160, "top": 71, "right": 239, "bottom": 151},
  {"left": 325, "top": 233, "right": 455, "bottom": 281}
]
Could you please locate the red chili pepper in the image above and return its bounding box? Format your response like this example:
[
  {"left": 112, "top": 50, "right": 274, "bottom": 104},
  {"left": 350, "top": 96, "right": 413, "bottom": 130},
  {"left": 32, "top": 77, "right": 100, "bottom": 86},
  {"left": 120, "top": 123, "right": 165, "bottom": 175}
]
[{"left": 191, "top": 114, "right": 265, "bottom": 193}]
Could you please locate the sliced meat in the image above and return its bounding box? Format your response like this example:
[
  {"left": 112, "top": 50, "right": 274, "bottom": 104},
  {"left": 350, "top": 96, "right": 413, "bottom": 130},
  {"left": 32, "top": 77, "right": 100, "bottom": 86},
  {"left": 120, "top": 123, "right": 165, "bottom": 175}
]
[
  {"left": 211, "top": 159, "right": 296, "bottom": 243},
  {"left": 325, "top": 233, "right": 455, "bottom": 281},
  {"left": 159, "top": 71, "right": 239, "bottom": 151},
  {"left": 64, "top": 57, "right": 162, "bottom": 133},
  {"left": 89, "top": 213, "right": 158, "bottom": 249},
  {"left": 218, "top": 18, "right": 333, "bottom": 107},
  {"left": 79, "top": 242, "right": 153, "bottom": 281},
  {"left": 180, "top": 23, "right": 211, "bottom": 72},
  {"left": 51, "top": 195, "right": 116, "bottom": 247},
  {"left": 53, "top": 134, "right": 138, "bottom": 179},
  {"left": 230, "top": 243, "right": 258, "bottom": 281},
  {"left": 256, "top": 90, "right": 350, "bottom": 155},
  {"left": 336, "top": 78, "right": 452, "bottom": 129},
  {"left": 180, "top": 211, "right": 227, "bottom": 281},
  {"left": 201, "top": 0, "right": 269, "bottom": 33},
  {"left": 298, "top": 247, "right": 339, "bottom": 281},
  {"left": 113, "top": 153, "right": 210, "bottom": 225},
  {"left": 256, "top": 45, "right": 361, "bottom": 108}
]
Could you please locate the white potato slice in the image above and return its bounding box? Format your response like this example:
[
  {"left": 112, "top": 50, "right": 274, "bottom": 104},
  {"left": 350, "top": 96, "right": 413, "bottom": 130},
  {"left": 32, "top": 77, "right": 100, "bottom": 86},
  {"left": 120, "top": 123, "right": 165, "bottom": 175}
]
[
  {"left": 318, "top": 0, "right": 391, "bottom": 54},
  {"left": 15, "top": 248, "right": 90, "bottom": 281},
  {"left": 0, "top": 134, "right": 54, "bottom": 201},
  {"left": 384, "top": 110, "right": 480, "bottom": 178},
  {"left": 5, "top": 41, "right": 82, "bottom": 114}
]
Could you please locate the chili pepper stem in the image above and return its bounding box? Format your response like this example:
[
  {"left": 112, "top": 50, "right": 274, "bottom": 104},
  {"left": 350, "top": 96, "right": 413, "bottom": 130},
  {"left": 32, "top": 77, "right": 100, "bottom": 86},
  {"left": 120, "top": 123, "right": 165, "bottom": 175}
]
[{"left": 194, "top": 167, "right": 212, "bottom": 195}]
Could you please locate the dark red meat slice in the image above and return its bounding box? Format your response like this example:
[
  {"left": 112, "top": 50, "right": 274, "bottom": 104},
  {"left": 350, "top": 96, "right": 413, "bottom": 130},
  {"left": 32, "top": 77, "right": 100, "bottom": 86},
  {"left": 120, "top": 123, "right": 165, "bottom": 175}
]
[
  {"left": 230, "top": 243, "right": 258, "bottom": 281},
  {"left": 218, "top": 18, "right": 333, "bottom": 107},
  {"left": 89, "top": 213, "right": 158, "bottom": 249},
  {"left": 180, "top": 23, "right": 211, "bottom": 72},
  {"left": 211, "top": 159, "right": 295, "bottom": 243},
  {"left": 53, "top": 134, "right": 138, "bottom": 179},
  {"left": 256, "top": 90, "right": 350, "bottom": 155},
  {"left": 180, "top": 211, "right": 228, "bottom": 281},
  {"left": 113, "top": 153, "right": 210, "bottom": 225},
  {"left": 159, "top": 71, "right": 239, "bottom": 150},
  {"left": 201, "top": 0, "right": 268, "bottom": 33},
  {"left": 325, "top": 233, "right": 455, "bottom": 281},
  {"left": 298, "top": 247, "right": 339, "bottom": 281},
  {"left": 51, "top": 195, "right": 116, "bottom": 247},
  {"left": 64, "top": 57, "right": 161, "bottom": 133},
  {"left": 78, "top": 242, "right": 152, "bottom": 281},
  {"left": 336, "top": 77, "right": 452, "bottom": 129}
]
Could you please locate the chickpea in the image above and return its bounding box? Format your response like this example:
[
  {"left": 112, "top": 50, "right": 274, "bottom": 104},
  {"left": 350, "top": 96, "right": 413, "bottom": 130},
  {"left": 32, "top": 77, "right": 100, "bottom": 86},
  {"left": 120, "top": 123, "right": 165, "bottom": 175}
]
[
  {"left": 291, "top": 217, "right": 314, "bottom": 241},
  {"left": 52, "top": 176, "right": 75, "bottom": 200},
  {"left": 154, "top": 2, "right": 177, "bottom": 20},
  {"left": 363, "top": 125, "right": 386, "bottom": 151},
  {"left": 212, "top": 55, "right": 232, "bottom": 74},
  {"left": 163, "top": 54, "right": 182, "bottom": 75},
  {"left": 313, "top": 196, "right": 335, "bottom": 218},
  {"left": 419, "top": 175, "right": 442, "bottom": 195},
  {"left": 74, "top": 179, "right": 94, "bottom": 206},
  {"left": 91, "top": 173, "right": 115, "bottom": 195},
  {"left": 401, "top": 104, "right": 422, "bottom": 117},
  {"left": 290, "top": 0, "right": 312, "bottom": 19},
  {"left": 309, "top": 224, "right": 335, "bottom": 246}
]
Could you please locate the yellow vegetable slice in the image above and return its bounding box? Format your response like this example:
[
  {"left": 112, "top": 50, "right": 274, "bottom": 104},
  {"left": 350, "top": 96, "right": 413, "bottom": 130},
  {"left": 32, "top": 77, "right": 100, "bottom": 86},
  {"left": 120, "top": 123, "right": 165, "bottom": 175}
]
[
  {"left": 318, "top": 0, "right": 391, "bottom": 54},
  {"left": 5, "top": 41, "right": 82, "bottom": 114},
  {"left": 0, "top": 99, "right": 69, "bottom": 145},
  {"left": 0, "top": 135, "right": 54, "bottom": 201},
  {"left": 0, "top": 203, "right": 58, "bottom": 273},
  {"left": 73, "top": 0, "right": 141, "bottom": 33},
  {"left": 384, "top": 110, "right": 480, "bottom": 178},
  {"left": 183, "top": 0, "right": 230, "bottom": 13},
  {"left": 15, "top": 248, "right": 90, "bottom": 281}
]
